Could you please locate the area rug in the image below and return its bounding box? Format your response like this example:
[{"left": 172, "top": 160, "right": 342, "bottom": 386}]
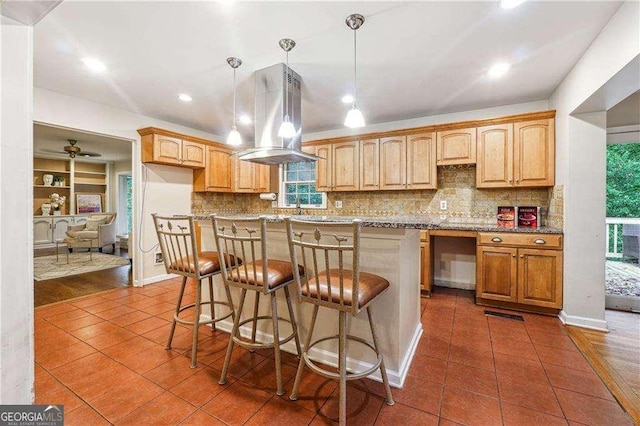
[{"left": 34, "top": 253, "right": 130, "bottom": 281}]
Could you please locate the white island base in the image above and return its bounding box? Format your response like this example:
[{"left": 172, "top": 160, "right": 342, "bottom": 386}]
[{"left": 198, "top": 222, "right": 422, "bottom": 388}]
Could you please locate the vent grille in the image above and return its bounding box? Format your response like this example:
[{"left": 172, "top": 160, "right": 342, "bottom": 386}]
[{"left": 484, "top": 310, "right": 524, "bottom": 321}]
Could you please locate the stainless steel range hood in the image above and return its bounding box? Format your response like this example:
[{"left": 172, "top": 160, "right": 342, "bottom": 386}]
[{"left": 236, "top": 63, "right": 318, "bottom": 165}]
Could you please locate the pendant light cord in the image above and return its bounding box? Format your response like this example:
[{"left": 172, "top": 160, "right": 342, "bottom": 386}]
[
  {"left": 285, "top": 50, "right": 289, "bottom": 120},
  {"left": 353, "top": 28, "right": 357, "bottom": 109},
  {"left": 232, "top": 67, "right": 237, "bottom": 127}
]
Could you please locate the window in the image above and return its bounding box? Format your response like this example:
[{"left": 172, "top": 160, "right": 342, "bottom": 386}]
[{"left": 280, "top": 161, "right": 326, "bottom": 208}]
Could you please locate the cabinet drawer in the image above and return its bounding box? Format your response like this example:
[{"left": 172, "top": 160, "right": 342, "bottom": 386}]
[{"left": 478, "top": 232, "right": 562, "bottom": 249}]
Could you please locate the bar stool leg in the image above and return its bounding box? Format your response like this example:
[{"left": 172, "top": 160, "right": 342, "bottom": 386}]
[
  {"left": 271, "top": 291, "right": 284, "bottom": 395},
  {"left": 284, "top": 286, "right": 302, "bottom": 357},
  {"left": 166, "top": 276, "right": 188, "bottom": 350},
  {"left": 251, "top": 292, "right": 260, "bottom": 346},
  {"left": 338, "top": 311, "right": 348, "bottom": 426},
  {"left": 208, "top": 277, "right": 216, "bottom": 332},
  {"left": 219, "top": 288, "right": 247, "bottom": 385},
  {"left": 290, "top": 304, "right": 319, "bottom": 401},
  {"left": 190, "top": 279, "right": 203, "bottom": 368},
  {"left": 367, "top": 306, "right": 395, "bottom": 406}
]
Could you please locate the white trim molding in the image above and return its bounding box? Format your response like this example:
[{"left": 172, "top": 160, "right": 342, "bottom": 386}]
[
  {"left": 607, "top": 125, "right": 640, "bottom": 144},
  {"left": 559, "top": 310, "right": 609, "bottom": 332}
]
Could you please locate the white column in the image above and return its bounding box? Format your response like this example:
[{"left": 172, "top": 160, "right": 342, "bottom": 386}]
[{"left": 0, "top": 20, "right": 35, "bottom": 403}]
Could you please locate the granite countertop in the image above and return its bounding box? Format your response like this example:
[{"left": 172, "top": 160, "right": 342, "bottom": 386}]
[{"left": 195, "top": 213, "right": 563, "bottom": 234}]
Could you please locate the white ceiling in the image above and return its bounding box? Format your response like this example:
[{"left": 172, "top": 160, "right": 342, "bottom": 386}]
[
  {"left": 33, "top": 1, "right": 623, "bottom": 142},
  {"left": 34, "top": 124, "right": 133, "bottom": 162}
]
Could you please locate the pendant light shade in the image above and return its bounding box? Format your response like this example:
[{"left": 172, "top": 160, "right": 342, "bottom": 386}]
[
  {"left": 277, "top": 38, "right": 297, "bottom": 139},
  {"left": 226, "top": 57, "right": 242, "bottom": 146},
  {"left": 344, "top": 14, "right": 365, "bottom": 129}
]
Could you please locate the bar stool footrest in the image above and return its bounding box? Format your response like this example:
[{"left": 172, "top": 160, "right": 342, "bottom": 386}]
[
  {"left": 231, "top": 315, "right": 297, "bottom": 349},
  {"left": 174, "top": 300, "right": 234, "bottom": 327},
  {"left": 303, "top": 334, "right": 383, "bottom": 381}
]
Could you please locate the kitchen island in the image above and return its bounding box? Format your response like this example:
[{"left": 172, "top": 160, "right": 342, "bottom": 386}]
[{"left": 196, "top": 214, "right": 562, "bottom": 388}]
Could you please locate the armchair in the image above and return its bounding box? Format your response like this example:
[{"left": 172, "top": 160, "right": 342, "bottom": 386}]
[{"left": 65, "top": 212, "right": 118, "bottom": 253}]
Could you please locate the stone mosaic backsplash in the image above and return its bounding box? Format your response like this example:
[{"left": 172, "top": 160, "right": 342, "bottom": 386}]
[{"left": 192, "top": 166, "right": 563, "bottom": 228}]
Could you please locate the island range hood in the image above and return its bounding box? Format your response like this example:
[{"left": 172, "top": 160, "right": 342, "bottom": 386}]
[{"left": 235, "top": 63, "right": 319, "bottom": 165}]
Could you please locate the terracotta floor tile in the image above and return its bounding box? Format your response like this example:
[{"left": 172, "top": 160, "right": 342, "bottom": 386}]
[
  {"left": 407, "top": 353, "right": 448, "bottom": 383},
  {"left": 246, "top": 395, "right": 317, "bottom": 425},
  {"left": 84, "top": 327, "right": 137, "bottom": 351},
  {"left": 81, "top": 299, "right": 123, "bottom": 314},
  {"left": 450, "top": 334, "right": 492, "bottom": 352},
  {"left": 117, "top": 343, "right": 178, "bottom": 373},
  {"left": 283, "top": 367, "right": 337, "bottom": 413},
  {"left": 116, "top": 391, "right": 197, "bottom": 426},
  {"left": 64, "top": 404, "right": 111, "bottom": 426},
  {"left": 90, "top": 374, "right": 165, "bottom": 423},
  {"left": 69, "top": 296, "right": 110, "bottom": 309},
  {"left": 170, "top": 365, "right": 231, "bottom": 407},
  {"left": 314, "top": 386, "right": 384, "bottom": 426},
  {"left": 108, "top": 310, "right": 153, "bottom": 327},
  {"left": 536, "top": 345, "right": 593, "bottom": 372},
  {"left": 438, "top": 418, "right": 464, "bottom": 426},
  {"left": 489, "top": 328, "right": 532, "bottom": 343},
  {"left": 209, "top": 347, "right": 268, "bottom": 380},
  {"left": 69, "top": 321, "right": 122, "bottom": 340},
  {"left": 100, "top": 288, "right": 135, "bottom": 300},
  {"left": 445, "top": 362, "right": 498, "bottom": 398},
  {"left": 52, "top": 352, "right": 133, "bottom": 398},
  {"left": 375, "top": 402, "right": 439, "bottom": 425},
  {"left": 448, "top": 344, "right": 495, "bottom": 372},
  {"left": 239, "top": 357, "right": 298, "bottom": 394},
  {"left": 491, "top": 334, "right": 539, "bottom": 360},
  {"left": 125, "top": 296, "right": 159, "bottom": 310},
  {"left": 124, "top": 316, "right": 170, "bottom": 334},
  {"left": 34, "top": 368, "right": 84, "bottom": 412},
  {"left": 555, "top": 388, "right": 634, "bottom": 425},
  {"left": 179, "top": 410, "right": 226, "bottom": 425},
  {"left": 440, "top": 386, "right": 502, "bottom": 426},
  {"left": 497, "top": 376, "right": 563, "bottom": 417},
  {"left": 202, "top": 381, "right": 272, "bottom": 425},
  {"left": 36, "top": 340, "right": 97, "bottom": 370},
  {"left": 101, "top": 335, "right": 158, "bottom": 360},
  {"left": 35, "top": 303, "right": 79, "bottom": 318},
  {"left": 388, "top": 375, "right": 442, "bottom": 416},
  {"left": 138, "top": 301, "right": 177, "bottom": 316},
  {"left": 143, "top": 356, "right": 201, "bottom": 389},
  {"left": 528, "top": 329, "right": 578, "bottom": 352},
  {"left": 93, "top": 305, "right": 137, "bottom": 320},
  {"left": 493, "top": 351, "right": 548, "bottom": 385},
  {"left": 415, "top": 335, "right": 450, "bottom": 361},
  {"left": 142, "top": 322, "right": 189, "bottom": 345},
  {"left": 44, "top": 309, "right": 91, "bottom": 327},
  {"left": 51, "top": 314, "right": 105, "bottom": 332},
  {"left": 543, "top": 363, "right": 615, "bottom": 401},
  {"left": 501, "top": 402, "right": 568, "bottom": 426}
]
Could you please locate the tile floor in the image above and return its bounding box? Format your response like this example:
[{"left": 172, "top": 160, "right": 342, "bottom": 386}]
[{"left": 35, "top": 280, "right": 634, "bottom": 425}]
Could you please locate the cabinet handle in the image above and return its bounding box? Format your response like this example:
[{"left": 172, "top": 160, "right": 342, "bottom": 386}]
[
  {"left": 512, "top": 254, "right": 516, "bottom": 258},
  {"left": 520, "top": 255, "right": 524, "bottom": 258},
  {"left": 534, "top": 238, "right": 546, "bottom": 245},
  {"left": 491, "top": 237, "right": 502, "bottom": 243}
]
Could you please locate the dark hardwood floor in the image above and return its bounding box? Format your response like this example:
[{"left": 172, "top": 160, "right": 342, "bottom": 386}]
[{"left": 34, "top": 245, "right": 132, "bottom": 307}]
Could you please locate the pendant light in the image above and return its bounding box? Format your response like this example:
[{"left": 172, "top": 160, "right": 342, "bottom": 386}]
[
  {"left": 277, "top": 38, "right": 297, "bottom": 139},
  {"left": 226, "top": 57, "right": 242, "bottom": 146},
  {"left": 344, "top": 14, "right": 365, "bottom": 128}
]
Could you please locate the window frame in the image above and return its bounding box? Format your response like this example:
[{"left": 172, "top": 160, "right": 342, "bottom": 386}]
[{"left": 278, "top": 162, "right": 327, "bottom": 209}]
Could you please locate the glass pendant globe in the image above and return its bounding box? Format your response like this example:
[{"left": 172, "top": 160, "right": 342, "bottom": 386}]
[
  {"left": 278, "top": 117, "right": 296, "bottom": 139},
  {"left": 227, "top": 127, "right": 242, "bottom": 146},
  {"left": 344, "top": 107, "right": 365, "bottom": 128}
]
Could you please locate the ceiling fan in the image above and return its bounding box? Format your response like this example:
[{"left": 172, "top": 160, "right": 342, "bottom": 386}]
[{"left": 41, "top": 139, "right": 102, "bottom": 158}]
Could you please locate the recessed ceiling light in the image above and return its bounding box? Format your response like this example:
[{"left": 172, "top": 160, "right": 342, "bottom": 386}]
[
  {"left": 500, "top": 0, "right": 526, "bottom": 9},
  {"left": 341, "top": 94, "right": 354, "bottom": 104},
  {"left": 82, "top": 57, "right": 106, "bottom": 73},
  {"left": 239, "top": 114, "right": 252, "bottom": 125},
  {"left": 488, "top": 62, "right": 511, "bottom": 78},
  {"left": 178, "top": 94, "right": 192, "bottom": 102}
]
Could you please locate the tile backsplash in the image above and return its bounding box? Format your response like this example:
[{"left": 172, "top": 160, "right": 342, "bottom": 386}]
[{"left": 192, "top": 166, "right": 563, "bottom": 228}]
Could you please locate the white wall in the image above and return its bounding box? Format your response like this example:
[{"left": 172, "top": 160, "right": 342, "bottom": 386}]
[
  {"left": 433, "top": 237, "right": 477, "bottom": 290},
  {"left": 550, "top": 1, "right": 640, "bottom": 330},
  {"left": 33, "top": 88, "right": 225, "bottom": 285},
  {"left": 0, "top": 21, "right": 34, "bottom": 403}
]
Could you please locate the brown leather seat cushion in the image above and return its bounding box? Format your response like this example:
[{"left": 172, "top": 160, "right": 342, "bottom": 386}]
[
  {"left": 168, "top": 251, "right": 235, "bottom": 275},
  {"left": 227, "top": 259, "right": 302, "bottom": 289},
  {"left": 304, "top": 269, "right": 389, "bottom": 308}
]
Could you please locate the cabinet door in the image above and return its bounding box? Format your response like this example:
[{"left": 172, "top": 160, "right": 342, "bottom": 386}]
[
  {"left": 34, "top": 218, "right": 52, "bottom": 245},
  {"left": 53, "top": 217, "right": 73, "bottom": 241},
  {"left": 203, "top": 146, "right": 233, "bottom": 192},
  {"left": 514, "top": 119, "right": 555, "bottom": 187},
  {"left": 407, "top": 133, "right": 437, "bottom": 189},
  {"left": 153, "top": 135, "right": 182, "bottom": 165},
  {"left": 517, "top": 249, "right": 562, "bottom": 308},
  {"left": 181, "top": 141, "right": 206, "bottom": 168},
  {"left": 332, "top": 141, "right": 359, "bottom": 191},
  {"left": 420, "top": 232, "right": 431, "bottom": 294},
  {"left": 476, "top": 246, "right": 518, "bottom": 302},
  {"left": 379, "top": 136, "right": 407, "bottom": 190},
  {"left": 476, "top": 124, "right": 513, "bottom": 188},
  {"left": 436, "top": 128, "right": 476, "bottom": 165},
  {"left": 255, "top": 164, "right": 271, "bottom": 193},
  {"left": 234, "top": 159, "right": 255, "bottom": 193},
  {"left": 315, "top": 144, "right": 333, "bottom": 192},
  {"left": 360, "top": 139, "right": 379, "bottom": 191}
]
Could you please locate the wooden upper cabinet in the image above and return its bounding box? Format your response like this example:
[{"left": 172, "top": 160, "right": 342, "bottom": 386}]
[
  {"left": 233, "top": 159, "right": 271, "bottom": 193},
  {"left": 514, "top": 119, "right": 555, "bottom": 187},
  {"left": 476, "top": 124, "right": 513, "bottom": 188},
  {"left": 407, "top": 133, "right": 437, "bottom": 189},
  {"left": 193, "top": 146, "right": 232, "bottom": 192},
  {"left": 380, "top": 136, "right": 407, "bottom": 190},
  {"left": 314, "top": 144, "right": 333, "bottom": 192},
  {"left": 255, "top": 164, "right": 271, "bottom": 193},
  {"left": 142, "top": 132, "right": 206, "bottom": 169},
  {"left": 436, "top": 128, "right": 476, "bottom": 165},
  {"left": 360, "top": 139, "right": 379, "bottom": 191},
  {"left": 332, "top": 141, "right": 359, "bottom": 191}
]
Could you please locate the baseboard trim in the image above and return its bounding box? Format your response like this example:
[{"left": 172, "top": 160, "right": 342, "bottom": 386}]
[
  {"left": 559, "top": 310, "right": 609, "bottom": 332},
  {"left": 200, "top": 314, "right": 422, "bottom": 389},
  {"left": 143, "top": 273, "right": 177, "bottom": 286}
]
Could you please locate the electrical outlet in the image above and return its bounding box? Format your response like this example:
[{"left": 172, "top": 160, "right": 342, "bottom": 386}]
[
  {"left": 440, "top": 200, "right": 448, "bottom": 210},
  {"left": 335, "top": 200, "right": 343, "bottom": 209},
  {"left": 440, "top": 260, "right": 446, "bottom": 270},
  {"left": 154, "top": 251, "right": 164, "bottom": 265}
]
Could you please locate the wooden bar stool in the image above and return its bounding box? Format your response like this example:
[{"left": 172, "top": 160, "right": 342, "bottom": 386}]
[
  {"left": 152, "top": 214, "right": 235, "bottom": 368},
  {"left": 284, "top": 218, "right": 394, "bottom": 425},
  {"left": 211, "top": 215, "right": 302, "bottom": 395}
]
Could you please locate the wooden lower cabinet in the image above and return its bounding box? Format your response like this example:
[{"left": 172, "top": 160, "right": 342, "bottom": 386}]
[
  {"left": 476, "top": 232, "right": 563, "bottom": 311},
  {"left": 419, "top": 231, "right": 432, "bottom": 296}
]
